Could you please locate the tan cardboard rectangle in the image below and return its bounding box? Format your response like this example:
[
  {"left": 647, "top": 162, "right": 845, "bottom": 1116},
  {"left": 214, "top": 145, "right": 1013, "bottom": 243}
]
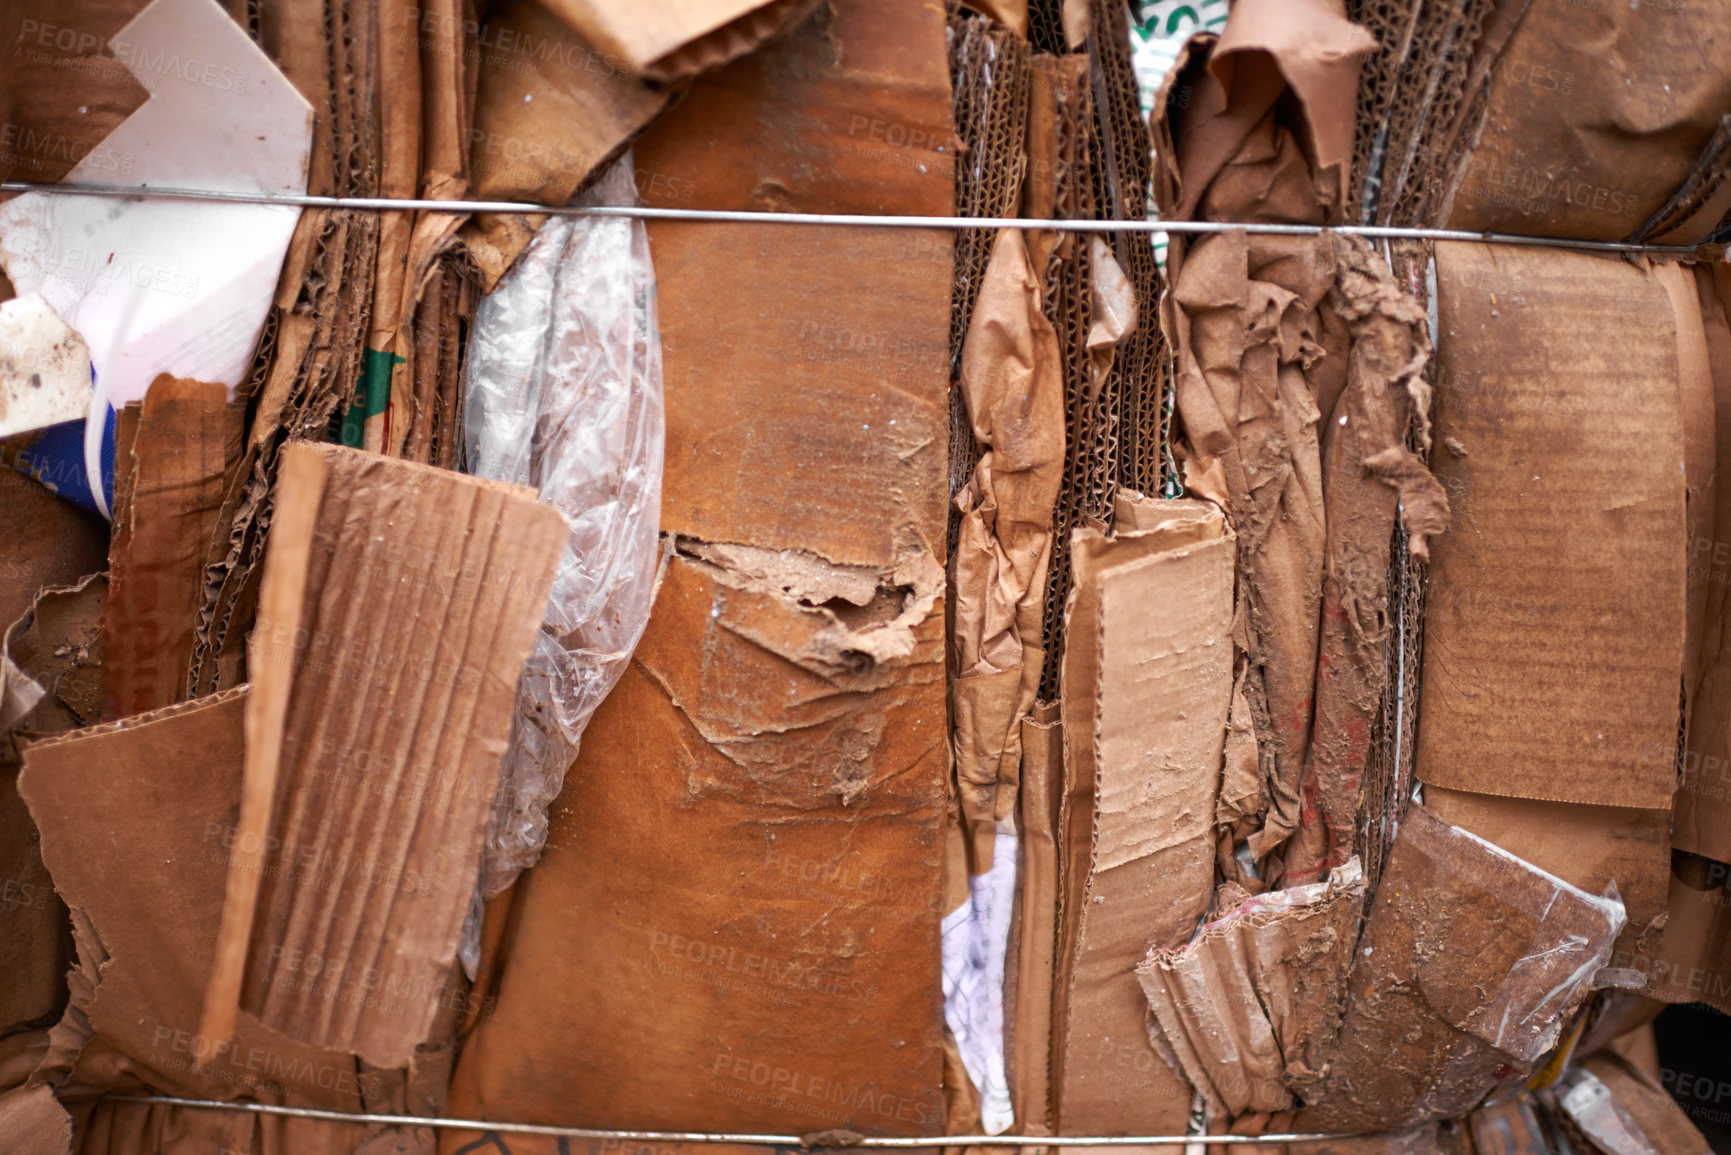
[
  {"left": 1054, "top": 501, "right": 1230, "bottom": 1137},
  {"left": 1418, "top": 243, "right": 1685, "bottom": 810},
  {"left": 443, "top": 554, "right": 947, "bottom": 1137}
]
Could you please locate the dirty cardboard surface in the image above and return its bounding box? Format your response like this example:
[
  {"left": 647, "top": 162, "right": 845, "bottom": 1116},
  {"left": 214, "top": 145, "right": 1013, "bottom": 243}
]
[
  {"left": 201, "top": 443, "right": 565, "bottom": 1069},
  {"left": 1419, "top": 242, "right": 1685, "bottom": 811},
  {"left": 1138, "top": 860, "right": 1364, "bottom": 1117},
  {"left": 1422, "top": 784, "right": 1670, "bottom": 971},
  {"left": 443, "top": 552, "right": 947, "bottom": 1141},
  {"left": 1299, "top": 806, "right": 1623, "bottom": 1134},
  {"left": 1445, "top": 0, "right": 1731, "bottom": 243}
]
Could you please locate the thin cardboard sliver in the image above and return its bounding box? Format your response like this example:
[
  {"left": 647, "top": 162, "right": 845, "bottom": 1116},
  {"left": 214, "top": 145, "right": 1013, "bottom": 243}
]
[{"left": 200, "top": 444, "right": 328, "bottom": 1050}]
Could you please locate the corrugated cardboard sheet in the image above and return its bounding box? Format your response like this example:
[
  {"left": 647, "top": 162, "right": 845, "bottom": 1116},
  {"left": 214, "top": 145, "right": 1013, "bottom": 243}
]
[
  {"left": 1053, "top": 497, "right": 1231, "bottom": 1138},
  {"left": 443, "top": 1, "right": 954, "bottom": 1148},
  {"left": 200, "top": 443, "right": 565, "bottom": 1069},
  {"left": 1137, "top": 860, "right": 1364, "bottom": 1118}
]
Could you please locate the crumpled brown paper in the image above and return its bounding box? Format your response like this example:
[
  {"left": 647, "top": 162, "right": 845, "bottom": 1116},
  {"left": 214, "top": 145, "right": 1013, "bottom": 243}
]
[{"left": 950, "top": 228, "right": 1065, "bottom": 866}]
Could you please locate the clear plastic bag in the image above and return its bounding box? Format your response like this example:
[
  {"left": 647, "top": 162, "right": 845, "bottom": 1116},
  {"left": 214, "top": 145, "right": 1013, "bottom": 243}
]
[{"left": 461, "top": 154, "right": 666, "bottom": 942}]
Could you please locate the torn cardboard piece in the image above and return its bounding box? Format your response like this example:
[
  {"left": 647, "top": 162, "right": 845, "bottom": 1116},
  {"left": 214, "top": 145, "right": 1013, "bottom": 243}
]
[
  {"left": 1053, "top": 497, "right": 1231, "bottom": 1136},
  {"left": 199, "top": 443, "right": 565, "bottom": 1069},
  {"left": 18, "top": 690, "right": 405, "bottom": 1155},
  {"left": 1137, "top": 858, "right": 1365, "bottom": 1118},
  {"left": 0, "top": 295, "right": 91, "bottom": 440},
  {"left": 1551, "top": 1060, "right": 1712, "bottom": 1155},
  {"left": 1298, "top": 805, "right": 1624, "bottom": 1134},
  {"left": 1419, "top": 242, "right": 1685, "bottom": 812},
  {"left": 950, "top": 227, "right": 1065, "bottom": 861},
  {"left": 443, "top": 550, "right": 947, "bottom": 1141},
  {"left": 539, "top": 0, "right": 820, "bottom": 83},
  {"left": 103, "top": 376, "right": 244, "bottom": 718}
]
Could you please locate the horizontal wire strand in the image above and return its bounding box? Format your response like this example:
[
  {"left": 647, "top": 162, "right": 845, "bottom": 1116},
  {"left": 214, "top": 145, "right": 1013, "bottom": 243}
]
[
  {"left": 110, "top": 1096, "right": 1345, "bottom": 1145},
  {"left": 0, "top": 180, "right": 1714, "bottom": 257}
]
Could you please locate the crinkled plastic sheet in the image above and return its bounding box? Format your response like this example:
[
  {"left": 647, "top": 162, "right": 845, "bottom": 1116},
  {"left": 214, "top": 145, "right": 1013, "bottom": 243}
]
[{"left": 461, "top": 155, "right": 666, "bottom": 961}]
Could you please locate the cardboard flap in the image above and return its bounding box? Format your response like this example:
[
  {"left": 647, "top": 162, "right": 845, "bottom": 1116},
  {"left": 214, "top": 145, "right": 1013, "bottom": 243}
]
[{"left": 200, "top": 443, "right": 565, "bottom": 1068}]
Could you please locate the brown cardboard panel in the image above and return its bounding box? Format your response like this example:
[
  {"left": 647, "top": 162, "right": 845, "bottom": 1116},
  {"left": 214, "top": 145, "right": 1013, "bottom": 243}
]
[
  {"left": 103, "top": 377, "right": 244, "bottom": 719},
  {"left": 1634, "top": 852, "right": 1731, "bottom": 1015},
  {"left": 465, "top": 0, "right": 670, "bottom": 208},
  {"left": 1298, "top": 806, "right": 1623, "bottom": 1134},
  {"left": 1418, "top": 243, "right": 1685, "bottom": 810},
  {"left": 628, "top": 0, "right": 953, "bottom": 570},
  {"left": 444, "top": 552, "right": 947, "bottom": 1137},
  {"left": 1138, "top": 862, "right": 1364, "bottom": 1118},
  {"left": 1054, "top": 502, "right": 1230, "bottom": 1137},
  {"left": 18, "top": 691, "right": 382, "bottom": 1115},
  {"left": 0, "top": 1083, "right": 71, "bottom": 1155},
  {"left": 0, "top": 763, "right": 65, "bottom": 1036},
  {"left": 0, "top": 470, "right": 109, "bottom": 637},
  {"left": 200, "top": 443, "right": 564, "bottom": 1069},
  {"left": 1421, "top": 784, "right": 1669, "bottom": 971},
  {"left": 632, "top": 0, "right": 954, "bottom": 219},
  {"left": 1446, "top": 0, "right": 1731, "bottom": 243}
]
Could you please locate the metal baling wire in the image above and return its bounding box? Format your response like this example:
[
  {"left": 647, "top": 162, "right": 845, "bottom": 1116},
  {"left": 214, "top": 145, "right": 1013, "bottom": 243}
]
[
  {"left": 0, "top": 179, "right": 1717, "bottom": 257},
  {"left": 29, "top": 177, "right": 1703, "bottom": 1143},
  {"left": 110, "top": 1095, "right": 1345, "bottom": 1144}
]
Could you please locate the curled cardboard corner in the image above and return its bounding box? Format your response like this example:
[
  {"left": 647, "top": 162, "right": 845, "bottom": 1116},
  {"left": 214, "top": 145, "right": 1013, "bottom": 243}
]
[{"left": 541, "top": 0, "right": 821, "bottom": 83}]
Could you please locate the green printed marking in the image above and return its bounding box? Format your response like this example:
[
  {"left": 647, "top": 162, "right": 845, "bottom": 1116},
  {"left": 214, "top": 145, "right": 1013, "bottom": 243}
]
[{"left": 340, "top": 347, "right": 405, "bottom": 447}]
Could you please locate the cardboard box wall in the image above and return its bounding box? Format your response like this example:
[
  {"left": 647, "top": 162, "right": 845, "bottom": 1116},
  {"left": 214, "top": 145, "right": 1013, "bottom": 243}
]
[{"left": 442, "top": 1, "right": 955, "bottom": 1147}]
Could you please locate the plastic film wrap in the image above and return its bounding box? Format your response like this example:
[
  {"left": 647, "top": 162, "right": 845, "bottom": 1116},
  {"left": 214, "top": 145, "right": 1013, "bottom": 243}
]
[{"left": 462, "top": 154, "right": 666, "bottom": 913}]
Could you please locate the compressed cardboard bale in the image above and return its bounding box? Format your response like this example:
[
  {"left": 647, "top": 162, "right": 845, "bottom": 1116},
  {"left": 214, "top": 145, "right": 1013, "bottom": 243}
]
[
  {"left": 1418, "top": 243, "right": 1685, "bottom": 812},
  {"left": 1297, "top": 806, "right": 1624, "bottom": 1134},
  {"left": 443, "top": 552, "right": 947, "bottom": 1144},
  {"left": 1136, "top": 859, "right": 1365, "bottom": 1118},
  {"left": 1446, "top": 0, "right": 1731, "bottom": 243},
  {"left": 1052, "top": 498, "right": 1231, "bottom": 1138},
  {"left": 199, "top": 443, "right": 565, "bottom": 1069}
]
